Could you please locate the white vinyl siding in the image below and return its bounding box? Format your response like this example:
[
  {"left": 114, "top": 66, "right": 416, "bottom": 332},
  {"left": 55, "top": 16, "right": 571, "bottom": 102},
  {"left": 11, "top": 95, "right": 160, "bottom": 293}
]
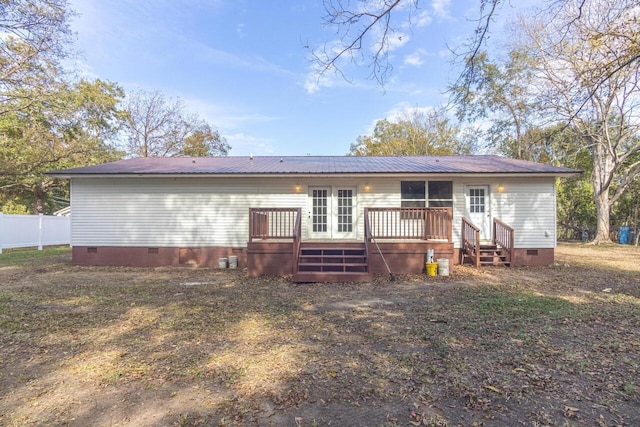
[
  {"left": 71, "top": 175, "right": 557, "bottom": 249},
  {"left": 451, "top": 178, "right": 557, "bottom": 249},
  {"left": 72, "top": 177, "right": 304, "bottom": 247},
  {"left": 489, "top": 178, "right": 557, "bottom": 248},
  {"left": 71, "top": 177, "right": 400, "bottom": 247}
]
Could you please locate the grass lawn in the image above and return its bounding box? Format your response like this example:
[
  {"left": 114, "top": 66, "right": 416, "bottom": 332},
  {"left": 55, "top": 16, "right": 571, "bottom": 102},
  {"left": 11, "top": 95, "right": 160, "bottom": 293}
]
[{"left": 0, "top": 243, "right": 639, "bottom": 426}]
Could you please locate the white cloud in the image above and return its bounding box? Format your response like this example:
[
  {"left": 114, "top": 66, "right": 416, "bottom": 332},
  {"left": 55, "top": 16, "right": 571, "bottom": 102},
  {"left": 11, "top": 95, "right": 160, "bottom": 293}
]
[
  {"left": 304, "top": 72, "right": 334, "bottom": 94},
  {"left": 404, "top": 49, "right": 428, "bottom": 66},
  {"left": 303, "top": 40, "right": 355, "bottom": 94},
  {"left": 386, "top": 32, "right": 411, "bottom": 51},
  {"left": 384, "top": 103, "right": 438, "bottom": 122},
  {"left": 431, "top": 0, "right": 452, "bottom": 18},
  {"left": 303, "top": 59, "right": 342, "bottom": 94},
  {"left": 438, "top": 48, "right": 452, "bottom": 59},
  {"left": 370, "top": 22, "right": 411, "bottom": 54},
  {"left": 414, "top": 10, "right": 433, "bottom": 28},
  {"left": 236, "top": 23, "right": 246, "bottom": 37}
]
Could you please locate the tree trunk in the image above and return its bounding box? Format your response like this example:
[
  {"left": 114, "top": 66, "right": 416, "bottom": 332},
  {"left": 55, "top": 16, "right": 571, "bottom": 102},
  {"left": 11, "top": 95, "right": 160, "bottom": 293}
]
[
  {"left": 593, "top": 186, "right": 610, "bottom": 242},
  {"left": 33, "top": 183, "right": 47, "bottom": 214},
  {"left": 591, "top": 142, "right": 612, "bottom": 243}
]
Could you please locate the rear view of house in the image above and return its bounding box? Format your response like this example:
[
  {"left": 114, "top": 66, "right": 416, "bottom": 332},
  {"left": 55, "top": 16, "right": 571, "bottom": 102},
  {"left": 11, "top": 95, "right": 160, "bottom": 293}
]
[{"left": 48, "top": 155, "right": 580, "bottom": 282}]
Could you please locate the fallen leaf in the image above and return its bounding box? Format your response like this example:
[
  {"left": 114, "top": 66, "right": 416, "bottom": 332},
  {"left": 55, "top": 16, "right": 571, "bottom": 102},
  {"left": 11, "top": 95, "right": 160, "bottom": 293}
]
[{"left": 485, "top": 385, "right": 501, "bottom": 393}]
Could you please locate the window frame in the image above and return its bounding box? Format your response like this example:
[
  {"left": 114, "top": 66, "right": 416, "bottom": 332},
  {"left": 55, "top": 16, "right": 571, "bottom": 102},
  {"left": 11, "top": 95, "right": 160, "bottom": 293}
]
[{"left": 427, "top": 181, "right": 453, "bottom": 208}]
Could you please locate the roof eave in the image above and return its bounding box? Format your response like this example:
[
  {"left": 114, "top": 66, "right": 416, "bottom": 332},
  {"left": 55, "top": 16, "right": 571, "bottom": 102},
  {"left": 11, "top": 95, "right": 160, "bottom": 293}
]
[{"left": 48, "top": 171, "right": 582, "bottom": 179}]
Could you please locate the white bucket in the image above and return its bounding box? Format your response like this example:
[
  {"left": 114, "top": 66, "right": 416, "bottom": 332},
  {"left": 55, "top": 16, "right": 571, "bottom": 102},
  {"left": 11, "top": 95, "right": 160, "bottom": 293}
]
[
  {"left": 426, "top": 249, "right": 435, "bottom": 263},
  {"left": 218, "top": 257, "right": 228, "bottom": 269},
  {"left": 437, "top": 258, "right": 450, "bottom": 276},
  {"left": 228, "top": 255, "right": 238, "bottom": 269}
]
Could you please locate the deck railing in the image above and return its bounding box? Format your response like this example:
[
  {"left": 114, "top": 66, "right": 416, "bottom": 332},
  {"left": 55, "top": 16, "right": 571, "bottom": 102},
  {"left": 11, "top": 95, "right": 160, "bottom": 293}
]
[
  {"left": 462, "top": 217, "right": 481, "bottom": 267},
  {"left": 493, "top": 218, "right": 514, "bottom": 264},
  {"left": 249, "top": 208, "right": 300, "bottom": 242},
  {"left": 292, "top": 209, "right": 302, "bottom": 273},
  {"left": 365, "top": 207, "right": 452, "bottom": 241}
]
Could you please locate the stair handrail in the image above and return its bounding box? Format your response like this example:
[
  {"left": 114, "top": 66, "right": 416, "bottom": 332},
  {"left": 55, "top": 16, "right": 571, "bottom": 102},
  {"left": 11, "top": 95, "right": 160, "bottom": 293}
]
[
  {"left": 292, "top": 208, "right": 302, "bottom": 274},
  {"left": 493, "top": 218, "right": 514, "bottom": 265},
  {"left": 364, "top": 208, "right": 371, "bottom": 273},
  {"left": 461, "top": 217, "right": 481, "bottom": 267}
]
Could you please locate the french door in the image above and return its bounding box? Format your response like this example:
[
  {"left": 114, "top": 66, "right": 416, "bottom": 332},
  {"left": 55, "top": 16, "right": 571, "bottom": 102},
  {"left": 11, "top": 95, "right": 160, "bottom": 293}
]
[{"left": 308, "top": 186, "right": 356, "bottom": 239}]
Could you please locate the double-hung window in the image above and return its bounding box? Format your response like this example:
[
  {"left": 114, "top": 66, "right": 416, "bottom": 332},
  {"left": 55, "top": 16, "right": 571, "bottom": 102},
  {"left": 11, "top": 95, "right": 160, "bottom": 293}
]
[
  {"left": 401, "top": 180, "right": 453, "bottom": 210},
  {"left": 401, "top": 181, "right": 426, "bottom": 208},
  {"left": 427, "top": 181, "right": 453, "bottom": 207}
]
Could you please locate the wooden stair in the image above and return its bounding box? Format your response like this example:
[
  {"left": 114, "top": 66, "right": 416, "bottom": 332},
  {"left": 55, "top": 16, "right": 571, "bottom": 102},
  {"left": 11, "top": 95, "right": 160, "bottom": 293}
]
[
  {"left": 292, "top": 242, "right": 370, "bottom": 283},
  {"left": 478, "top": 244, "right": 510, "bottom": 266},
  {"left": 463, "top": 244, "right": 510, "bottom": 266}
]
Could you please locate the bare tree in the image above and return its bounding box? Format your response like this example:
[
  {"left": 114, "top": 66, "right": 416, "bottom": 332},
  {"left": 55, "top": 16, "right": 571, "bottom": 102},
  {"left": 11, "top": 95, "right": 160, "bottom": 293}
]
[
  {"left": 122, "top": 90, "right": 229, "bottom": 158},
  {"left": 517, "top": 0, "right": 640, "bottom": 243},
  {"left": 308, "top": 0, "right": 502, "bottom": 89}
]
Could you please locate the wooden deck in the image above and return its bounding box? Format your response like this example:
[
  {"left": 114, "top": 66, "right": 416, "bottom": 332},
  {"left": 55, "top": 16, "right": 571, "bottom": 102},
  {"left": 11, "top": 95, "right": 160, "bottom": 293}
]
[{"left": 248, "top": 207, "right": 455, "bottom": 282}]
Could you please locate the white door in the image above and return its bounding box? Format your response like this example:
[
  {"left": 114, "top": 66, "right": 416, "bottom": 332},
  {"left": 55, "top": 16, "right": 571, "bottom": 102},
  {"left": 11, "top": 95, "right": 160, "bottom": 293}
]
[
  {"left": 333, "top": 187, "right": 356, "bottom": 239},
  {"left": 466, "top": 185, "right": 491, "bottom": 240},
  {"left": 309, "top": 187, "right": 331, "bottom": 239},
  {"left": 308, "top": 186, "right": 357, "bottom": 239}
]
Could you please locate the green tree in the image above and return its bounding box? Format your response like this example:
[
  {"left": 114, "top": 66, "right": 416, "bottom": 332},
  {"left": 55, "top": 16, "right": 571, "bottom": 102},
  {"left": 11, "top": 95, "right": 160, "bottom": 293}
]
[
  {"left": 123, "top": 90, "right": 229, "bottom": 158},
  {"left": 349, "top": 108, "right": 476, "bottom": 156},
  {"left": 454, "top": 50, "right": 539, "bottom": 160},
  {"left": 0, "top": 0, "right": 73, "bottom": 115},
  {"left": 182, "top": 123, "right": 230, "bottom": 157},
  {"left": 0, "top": 79, "right": 125, "bottom": 213}
]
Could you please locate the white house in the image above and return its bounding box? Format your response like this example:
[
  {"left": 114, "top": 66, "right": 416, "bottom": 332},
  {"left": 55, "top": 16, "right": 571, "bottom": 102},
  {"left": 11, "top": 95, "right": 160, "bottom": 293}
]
[{"left": 48, "top": 155, "right": 580, "bottom": 282}]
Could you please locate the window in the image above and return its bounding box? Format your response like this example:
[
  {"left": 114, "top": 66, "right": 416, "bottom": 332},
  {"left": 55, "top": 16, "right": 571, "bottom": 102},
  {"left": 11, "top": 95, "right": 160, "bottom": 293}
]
[
  {"left": 401, "top": 181, "right": 426, "bottom": 208},
  {"left": 469, "top": 188, "right": 485, "bottom": 213},
  {"left": 337, "top": 189, "right": 353, "bottom": 232},
  {"left": 312, "top": 189, "right": 328, "bottom": 232},
  {"left": 401, "top": 181, "right": 453, "bottom": 208},
  {"left": 401, "top": 181, "right": 426, "bottom": 219},
  {"left": 428, "top": 181, "right": 453, "bottom": 207}
]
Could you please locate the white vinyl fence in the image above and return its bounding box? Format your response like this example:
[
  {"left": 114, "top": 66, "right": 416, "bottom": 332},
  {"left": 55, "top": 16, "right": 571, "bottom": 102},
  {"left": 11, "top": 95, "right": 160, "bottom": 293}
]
[{"left": 0, "top": 213, "right": 70, "bottom": 254}]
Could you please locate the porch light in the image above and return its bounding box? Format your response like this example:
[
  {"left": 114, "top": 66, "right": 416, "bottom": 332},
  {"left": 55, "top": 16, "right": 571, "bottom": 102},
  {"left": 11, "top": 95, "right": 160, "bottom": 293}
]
[
  {"left": 363, "top": 184, "right": 371, "bottom": 192},
  {"left": 497, "top": 184, "right": 505, "bottom": 192},
  {"left": 295, "top": 184, "right": 302, "bottom": 192}
]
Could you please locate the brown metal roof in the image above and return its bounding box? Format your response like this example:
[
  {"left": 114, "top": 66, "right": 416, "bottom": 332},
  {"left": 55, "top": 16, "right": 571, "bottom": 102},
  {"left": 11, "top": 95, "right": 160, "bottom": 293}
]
[{"left": 47, "top": 155, "right": 581, "bottom": 176}]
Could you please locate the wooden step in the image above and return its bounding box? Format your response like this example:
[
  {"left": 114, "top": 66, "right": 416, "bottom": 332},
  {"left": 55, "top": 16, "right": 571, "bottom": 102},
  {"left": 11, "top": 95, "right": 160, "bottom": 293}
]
[
  {"left": 292, "top": 271, "right": 371, "bottom": 283},
  {"left": 296, "top": 242, "right": 369, "bottom": 280},
  {"left": 462, "top": 246, "right": 511, "bottom": 267}
]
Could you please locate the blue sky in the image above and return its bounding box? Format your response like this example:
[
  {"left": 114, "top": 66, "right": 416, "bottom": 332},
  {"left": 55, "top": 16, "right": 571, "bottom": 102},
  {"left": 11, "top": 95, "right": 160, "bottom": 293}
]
[{"left": 68, "top": 0, "right": 522, "bottom": 156}]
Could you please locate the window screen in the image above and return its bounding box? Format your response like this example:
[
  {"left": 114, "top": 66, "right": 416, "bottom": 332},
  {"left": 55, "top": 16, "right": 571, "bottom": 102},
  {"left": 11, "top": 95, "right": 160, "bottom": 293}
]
[
  {"left": 428, "top": 181, "right": 453, "bottom": 207},
  {"left": 401, "top": 181, "right": 426, "bottom": 208}
]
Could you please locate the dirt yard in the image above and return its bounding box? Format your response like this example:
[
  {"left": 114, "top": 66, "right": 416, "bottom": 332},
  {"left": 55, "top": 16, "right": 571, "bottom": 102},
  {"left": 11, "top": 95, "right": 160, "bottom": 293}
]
[{"left": 0, "top": 243, "right": 639, "bottom": 426}]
